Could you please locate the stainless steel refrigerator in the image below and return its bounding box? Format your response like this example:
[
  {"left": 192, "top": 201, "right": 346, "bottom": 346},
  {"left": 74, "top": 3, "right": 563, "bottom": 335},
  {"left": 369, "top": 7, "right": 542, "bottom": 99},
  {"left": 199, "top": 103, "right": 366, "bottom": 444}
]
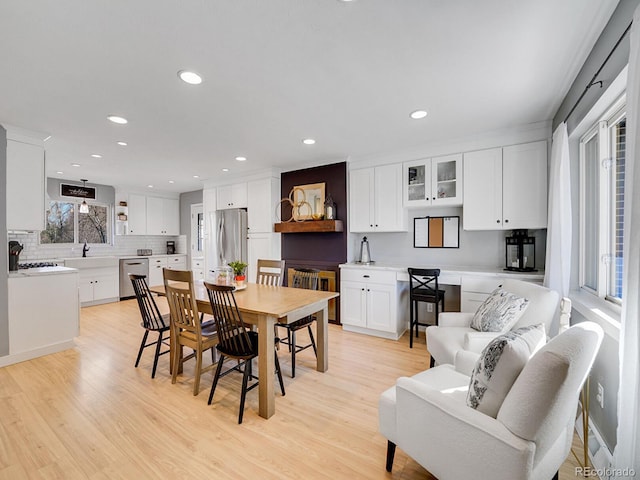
[{"left": 204, "top": 208, "right": 248, "bottom": 279}]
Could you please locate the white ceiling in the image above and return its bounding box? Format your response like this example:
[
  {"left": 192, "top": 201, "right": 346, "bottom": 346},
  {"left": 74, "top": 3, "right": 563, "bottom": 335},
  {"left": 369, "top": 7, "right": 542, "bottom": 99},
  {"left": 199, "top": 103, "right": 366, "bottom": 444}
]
[{"left": 0, "top": 0, "right": 619, "bottom": 194}]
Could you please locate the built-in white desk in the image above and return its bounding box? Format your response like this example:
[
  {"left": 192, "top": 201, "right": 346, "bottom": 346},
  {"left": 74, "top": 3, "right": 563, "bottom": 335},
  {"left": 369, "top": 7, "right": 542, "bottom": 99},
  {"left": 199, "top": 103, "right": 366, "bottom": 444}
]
[{"left": 338, "top": 263, "right": 544, "bottom": 340}]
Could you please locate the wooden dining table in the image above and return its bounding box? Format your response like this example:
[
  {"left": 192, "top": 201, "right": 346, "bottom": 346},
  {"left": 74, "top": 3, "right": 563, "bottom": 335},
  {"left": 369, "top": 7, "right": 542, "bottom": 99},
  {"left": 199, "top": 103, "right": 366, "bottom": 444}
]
[{"left": 150, "top": 281, "right": 339, "bottom": 419}]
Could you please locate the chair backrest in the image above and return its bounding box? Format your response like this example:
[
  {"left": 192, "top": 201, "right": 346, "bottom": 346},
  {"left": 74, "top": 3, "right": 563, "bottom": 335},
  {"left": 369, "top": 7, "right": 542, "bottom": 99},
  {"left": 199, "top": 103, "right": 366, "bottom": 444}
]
[
  {"left": 204, "top": 282, "right": 254, "bottom": 357},
  {"left": 163, "top": 268, "right": 202, "bottom": 337},
  {"left": 129, "top": 273, "right": 167, "bottom": 330},
  {"left": 256, "top": 259, "right": 285, "bottom": 286},
  {"left": 407, "top": 268, "right": 441, "bottom": 297},
  {"left": 496, "top": 322, "right": 603, "bottom": 463},
  {"left": 500, "top": 279, "right": 560, "bottom": 334},
  {"left": 291, "top": 268, "right": 319, "bottom": 291}
]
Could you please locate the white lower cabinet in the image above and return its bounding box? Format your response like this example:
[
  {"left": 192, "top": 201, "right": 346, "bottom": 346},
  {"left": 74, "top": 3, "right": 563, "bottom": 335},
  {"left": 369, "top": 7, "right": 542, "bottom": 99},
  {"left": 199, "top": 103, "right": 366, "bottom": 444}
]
[
  {"left": 192, "top": 257, "right": 204, "bottom": 280},
  {"left": 79, "top": 268, "right": 119, "bottom": 306},
  {"left": 460, "top": 275, "right": 543, "bottom": 312},
  {"left": 149, "top": 255, "right": 187, "bottom": 286},
  {"left": 340, "top": 268, "right": 408, "bottom": 340},
  {"left": 247, "top": 233, "right": 281, "bottom": 283}
]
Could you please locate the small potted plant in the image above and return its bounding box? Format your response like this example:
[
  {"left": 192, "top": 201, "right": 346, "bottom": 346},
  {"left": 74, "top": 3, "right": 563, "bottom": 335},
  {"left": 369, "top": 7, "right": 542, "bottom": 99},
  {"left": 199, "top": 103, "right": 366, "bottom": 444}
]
[{"left": 228, "top": 260, "right": 248, "bottom": 287}]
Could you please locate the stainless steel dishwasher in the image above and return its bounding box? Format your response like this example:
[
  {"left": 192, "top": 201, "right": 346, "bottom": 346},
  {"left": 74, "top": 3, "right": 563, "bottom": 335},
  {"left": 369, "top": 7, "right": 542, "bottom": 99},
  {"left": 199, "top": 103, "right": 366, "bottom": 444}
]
[{"left": 119, "top": 258, "right": 150, "bottom": 299}]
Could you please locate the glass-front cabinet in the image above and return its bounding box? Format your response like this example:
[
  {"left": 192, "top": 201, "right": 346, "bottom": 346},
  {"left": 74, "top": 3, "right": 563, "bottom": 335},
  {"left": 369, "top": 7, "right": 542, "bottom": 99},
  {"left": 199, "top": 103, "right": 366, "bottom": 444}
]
[{"left": 403, "top": 153, "right": 463, "bottom": 207}]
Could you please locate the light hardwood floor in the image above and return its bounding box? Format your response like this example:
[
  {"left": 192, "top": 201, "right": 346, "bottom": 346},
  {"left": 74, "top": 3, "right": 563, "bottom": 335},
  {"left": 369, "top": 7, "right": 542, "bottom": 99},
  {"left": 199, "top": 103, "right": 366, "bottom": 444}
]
[{"left": 0, "top": 298, "right": 583, "bottom": 479}]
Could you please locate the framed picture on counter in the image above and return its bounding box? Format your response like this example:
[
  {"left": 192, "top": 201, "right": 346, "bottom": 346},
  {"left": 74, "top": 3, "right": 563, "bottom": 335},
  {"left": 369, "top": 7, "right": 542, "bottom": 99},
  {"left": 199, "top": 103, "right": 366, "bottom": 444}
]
[{"left": 414, "top": 216, "right": 460, "bottom": 248}]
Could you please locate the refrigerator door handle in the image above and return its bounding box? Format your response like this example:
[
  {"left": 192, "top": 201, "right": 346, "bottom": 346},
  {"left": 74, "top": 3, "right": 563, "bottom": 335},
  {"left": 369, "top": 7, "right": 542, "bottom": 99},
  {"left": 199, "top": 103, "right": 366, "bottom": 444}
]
[{"left": 217, "top": 214, "right": 224, "bottom": 266}]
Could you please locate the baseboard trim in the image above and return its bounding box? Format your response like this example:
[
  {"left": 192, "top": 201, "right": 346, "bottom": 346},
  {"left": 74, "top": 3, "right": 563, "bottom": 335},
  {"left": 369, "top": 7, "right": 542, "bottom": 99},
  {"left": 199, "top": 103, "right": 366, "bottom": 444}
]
[{"left": 0, "top": 340, "right": 76, "bottom": 367}]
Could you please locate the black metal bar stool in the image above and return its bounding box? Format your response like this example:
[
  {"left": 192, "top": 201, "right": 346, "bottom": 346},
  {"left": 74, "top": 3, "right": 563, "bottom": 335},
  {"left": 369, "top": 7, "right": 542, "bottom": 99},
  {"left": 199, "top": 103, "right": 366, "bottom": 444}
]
[{"left": 407, "top": 268, "right": 445, "bottom": 348}]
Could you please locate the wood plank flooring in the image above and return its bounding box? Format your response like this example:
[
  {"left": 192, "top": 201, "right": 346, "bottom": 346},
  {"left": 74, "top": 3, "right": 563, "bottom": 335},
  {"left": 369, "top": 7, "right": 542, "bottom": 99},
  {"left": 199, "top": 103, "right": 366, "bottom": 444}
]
[{"left": 0, "top": 298, "right": 583, "bottom": 479}]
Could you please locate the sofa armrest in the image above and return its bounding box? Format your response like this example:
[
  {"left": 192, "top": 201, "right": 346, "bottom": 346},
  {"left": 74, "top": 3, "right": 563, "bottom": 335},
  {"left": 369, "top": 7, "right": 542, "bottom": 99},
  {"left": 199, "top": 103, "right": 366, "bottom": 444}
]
[
  {"left": 463, "top": 331, "right": 501, "bottom": 353},
  {"left": 454, "top": 350, "right": 480, "bottom": 376},
  {"left": 395, "top": 377, "right": 534, "bottom": 480},
  {"left": 438, "top": 312, "right": 474, "bottom": 328}
]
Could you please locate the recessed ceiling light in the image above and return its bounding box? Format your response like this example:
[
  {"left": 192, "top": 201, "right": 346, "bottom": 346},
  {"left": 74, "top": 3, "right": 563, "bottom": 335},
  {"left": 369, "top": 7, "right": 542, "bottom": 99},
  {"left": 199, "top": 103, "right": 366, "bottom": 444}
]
[
  {"left": 91, "top": 154, "right": 102, "bottom": 158},
  {"left": 303, "top": 138, "right": 316, "bottom": 145},
  {"left": 71, "top": 163, "right": 81, "bottom": 167},
  {"left": 178, "top": 70, "right": 203, "bottom": 85},
  {"left": 193, "top": 175, "right": 199, "bottom": 178},
  {"left": 147, "top": 184, "right": 154, "bottom": 188},
  {"left": 235, "top": 156, "right": 247, "bottom": 162},
  {"left": 168, "top": 180, "right": 175, "bottom": 184},
  {"left": 410, "top": 110, "right": 428, "bottom": 119},
  {"left": 56, "top": 171, "right": 64, "bottom": 175},
  {"left": 117, "top": 141, "right": 127, "bottom": 146},
  {"left": 107, "top": 115, "right": 128, "bottom": 124},
  {"left": 222, "top": 168, "right": 229, "bottom": 172}
]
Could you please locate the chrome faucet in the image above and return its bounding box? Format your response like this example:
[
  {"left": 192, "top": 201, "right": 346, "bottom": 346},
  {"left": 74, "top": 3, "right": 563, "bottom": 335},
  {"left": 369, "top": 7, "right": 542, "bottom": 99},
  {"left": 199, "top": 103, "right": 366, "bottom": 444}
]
[{"left": 82, "top": 241, "right": 90, "bottom": 257}]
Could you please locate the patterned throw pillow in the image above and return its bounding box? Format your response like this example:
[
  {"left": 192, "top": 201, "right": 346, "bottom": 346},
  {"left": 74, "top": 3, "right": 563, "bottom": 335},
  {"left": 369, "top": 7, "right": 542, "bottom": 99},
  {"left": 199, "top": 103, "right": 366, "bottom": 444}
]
[
  {"left": 470, "top": 288, "right": 530, "bottom": 332},
  {"left": 466, "top": 324, "right": 546, "bottom": 417}
]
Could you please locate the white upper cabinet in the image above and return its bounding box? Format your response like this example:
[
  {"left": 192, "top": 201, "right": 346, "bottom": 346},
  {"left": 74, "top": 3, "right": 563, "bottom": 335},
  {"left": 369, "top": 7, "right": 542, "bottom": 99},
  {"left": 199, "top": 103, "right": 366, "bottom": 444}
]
[
  {"left": 217, "top": 182, "right": 247, "bottom": 209},
  {"left": 463, "top": 141, "right": 547, "bottom": 230},
  {"left": 247, "top": 177, "right": 280, "bottom": 233},
  {"left": 349, "top": 164, "right": 406, "bottom": 232},
  {"left": 6, "top": 139, "right": 45, "bottom": 231},
  {"left": 127, "top": 194, "right": 147, "bottom": 235},
  {"left": 146, "top": 197, "right": 179, "bottom": 235},
  {"left": 403, "top": 154, "right": 462, "bottom": 207}
]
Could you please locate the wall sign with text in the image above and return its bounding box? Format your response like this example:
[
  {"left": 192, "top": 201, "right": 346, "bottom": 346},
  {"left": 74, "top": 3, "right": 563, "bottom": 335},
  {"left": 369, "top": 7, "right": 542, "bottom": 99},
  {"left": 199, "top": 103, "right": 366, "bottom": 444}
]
[{"left": 60, "top": 183, "right": 96, "bottom": 200}]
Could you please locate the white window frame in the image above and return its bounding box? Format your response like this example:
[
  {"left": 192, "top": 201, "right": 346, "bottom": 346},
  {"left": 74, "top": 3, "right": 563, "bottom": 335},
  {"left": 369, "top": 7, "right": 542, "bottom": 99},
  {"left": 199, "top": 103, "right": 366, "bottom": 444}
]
[
  {"left": 41, "top": 200, "right": 113, "bottom": 245},
  {"left": 578, "top": 96, "right": 626, "bottom": 306}
]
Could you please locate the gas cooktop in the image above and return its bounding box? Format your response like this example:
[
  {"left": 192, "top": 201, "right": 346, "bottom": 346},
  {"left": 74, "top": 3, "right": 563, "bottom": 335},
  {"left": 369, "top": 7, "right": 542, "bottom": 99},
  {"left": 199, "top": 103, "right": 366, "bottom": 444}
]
[{"left": 18, "top": 262, "right": 59, "bottom": 269}]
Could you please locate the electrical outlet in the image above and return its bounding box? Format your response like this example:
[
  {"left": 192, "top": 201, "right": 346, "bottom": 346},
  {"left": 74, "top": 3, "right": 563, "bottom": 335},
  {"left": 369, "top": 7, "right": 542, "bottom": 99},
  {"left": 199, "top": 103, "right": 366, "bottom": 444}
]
[
  {"left": 427, "top": 304, "right": 434, "bottom": 313},
  {"left": 596, "top": 383, "right": 604, "bottom": 408}
]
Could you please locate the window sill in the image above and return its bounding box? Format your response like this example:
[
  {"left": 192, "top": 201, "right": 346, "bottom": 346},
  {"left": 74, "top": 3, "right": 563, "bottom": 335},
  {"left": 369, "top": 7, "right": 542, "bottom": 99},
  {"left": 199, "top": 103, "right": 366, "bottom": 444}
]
[{"left": 569, "top": 289, "right": 621, "bottom": 341}]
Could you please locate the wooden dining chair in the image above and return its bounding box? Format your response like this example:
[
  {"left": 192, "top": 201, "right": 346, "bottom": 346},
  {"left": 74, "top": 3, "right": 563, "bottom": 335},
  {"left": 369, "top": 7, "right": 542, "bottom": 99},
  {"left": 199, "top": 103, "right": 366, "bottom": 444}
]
[
  {"left": 276, "top": 268, "right": 319, "bottom": 378},
  {"left": 204, "top": 282, "right": 285, "bottom": 423},
  {"left": 256, "top": 259, "right": 285, "bottom": 286},
  {"left": 129, "top": 273, "right": 171, "bottom": 378},
  {"left": 163, "top": 268, "right": 218, "bottom": 395},
  {"left": 407, "top": 268, "right": 445, "bottom": 348}
]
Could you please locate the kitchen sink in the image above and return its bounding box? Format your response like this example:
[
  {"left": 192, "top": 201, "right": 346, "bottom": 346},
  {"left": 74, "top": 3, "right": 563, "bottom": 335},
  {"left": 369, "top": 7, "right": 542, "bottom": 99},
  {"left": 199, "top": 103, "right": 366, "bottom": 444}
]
[{"left": 64, "top": 256, "right": 119, "bottom": 269}]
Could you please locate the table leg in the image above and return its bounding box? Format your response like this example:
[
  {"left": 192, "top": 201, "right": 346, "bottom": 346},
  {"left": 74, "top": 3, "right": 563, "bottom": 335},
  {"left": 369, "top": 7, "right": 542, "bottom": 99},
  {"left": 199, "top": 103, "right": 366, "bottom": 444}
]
[
  {"left": 316, "top": 304, "right": 328, "bottom": 373},
  {"left": 257, "top": 314, "right": 276, "bottom": 419}
]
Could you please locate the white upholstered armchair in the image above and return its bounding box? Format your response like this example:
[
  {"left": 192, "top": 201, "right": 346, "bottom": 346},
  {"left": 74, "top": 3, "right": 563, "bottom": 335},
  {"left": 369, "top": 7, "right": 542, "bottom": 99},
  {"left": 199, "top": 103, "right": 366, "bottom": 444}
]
[
  {"left": 426, "top": 279, "right": 570, "bottom": 367},
  {"left": 379, "top": 322, "right": 603, "bottom": 480}
]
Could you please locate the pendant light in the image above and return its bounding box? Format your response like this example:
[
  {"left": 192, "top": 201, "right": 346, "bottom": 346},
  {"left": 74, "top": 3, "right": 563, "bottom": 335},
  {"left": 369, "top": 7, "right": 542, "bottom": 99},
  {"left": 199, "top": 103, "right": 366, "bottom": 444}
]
[{"left": 79, "top": 179, "right": 89, "bottom": 213}]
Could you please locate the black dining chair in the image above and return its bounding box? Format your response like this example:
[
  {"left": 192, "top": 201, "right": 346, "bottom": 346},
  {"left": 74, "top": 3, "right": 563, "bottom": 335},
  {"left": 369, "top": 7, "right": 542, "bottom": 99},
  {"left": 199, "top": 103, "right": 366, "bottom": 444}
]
[
  {"left": 407, "top": 268, "right": 445, "bottom": 349},
  {"left": 276, "top": 268, "right": 320, "bottom": 378},
  {"left": 129, "top": 273, "right": 171, "bottom": 378},
  {"left": 204, "top": 282, "right": 285, "bottom": 424}
]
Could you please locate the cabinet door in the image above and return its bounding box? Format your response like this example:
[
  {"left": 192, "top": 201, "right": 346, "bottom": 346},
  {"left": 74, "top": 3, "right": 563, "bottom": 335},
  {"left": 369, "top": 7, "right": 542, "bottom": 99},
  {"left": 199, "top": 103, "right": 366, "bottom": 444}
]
[
  {"left": 374, "top": 164, "right": 406, "bottom": 232},
  {"left": 6, "top": 139, "right": 45, "bottom": 231},
  {"left": 349, "top": 169, "right": 375, "bottom": 232},
  {"left": 248, "top": 178, "right": 275, "bottom": 233},
  {"left": 166, "top": 255, "right": 187, "bottom": 270},
  {"left": 502, "top": 141, "right": 548, "bottom": 229},
  {"left": 149, "top": 258, "right": 167, "bottom": 287},
  {"left": 231, "top": 183, "right": 248, "bottom": 209},
  {"left": 247, "top": 233, "right": 281, "bottom": 283},
  {"left": 463, "top": 148, "right": 503, "bottom": 230},
  {"left": 340, "top": 281, "right": 367, "bottom": 327},
  {"left": 78, "top": 274, "right": 94, "bottom": 303},
  {"left": 128, "top": 194, "right": 147, "bottom": 235},
  {"left": 366, "top": 283, "right": 396, "bottom": 332},
  {"left": 217, "top": 185, "right": 233, "bottom": 209},
  {"left": 403, "top": 160, "right": 431, "bottom": 207},
  {"left": 163, "top": 198, "right": 180, "bottom": 235},
  {"left": 92, "top": 271, "right": 119, "bottom": 301},
  {"left": 145, "top": 197, "right": 165, "bottom": 235},
  {"left": 432, "top": 154, "right": 463, "bottom": 206}
]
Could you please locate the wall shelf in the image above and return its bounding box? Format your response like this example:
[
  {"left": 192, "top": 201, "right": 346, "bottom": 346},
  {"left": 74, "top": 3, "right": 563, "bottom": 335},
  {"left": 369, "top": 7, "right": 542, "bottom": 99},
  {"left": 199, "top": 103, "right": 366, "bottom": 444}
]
[{"left": 274, "top": 220, "right": 344, "bottom": 233}]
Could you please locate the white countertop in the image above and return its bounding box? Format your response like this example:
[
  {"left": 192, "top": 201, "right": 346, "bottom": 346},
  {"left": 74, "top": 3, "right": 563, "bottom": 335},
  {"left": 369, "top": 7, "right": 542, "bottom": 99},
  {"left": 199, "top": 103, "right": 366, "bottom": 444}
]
[
  {"left": 339, "top": 262, "right": 544, "bottom": 283},
  {"left": 119, "top": 253, "right": 187, "bottom": 260},
  {"left": 9, "top": 266, "right": 78, "bottom": 278}
]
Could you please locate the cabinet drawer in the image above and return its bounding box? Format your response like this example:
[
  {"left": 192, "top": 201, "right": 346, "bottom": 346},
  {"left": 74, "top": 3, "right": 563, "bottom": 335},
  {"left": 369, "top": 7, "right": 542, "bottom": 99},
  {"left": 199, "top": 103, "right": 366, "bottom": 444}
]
[
  {"left": 461, "top": 276, "right": 502, "bottom": 294},
  {"left": 151, "top": 258, "right": 166, "bottom": 265},
  {"left": 341, "top": 269, "right": 397, "bottom": 285},
  {"left": 167, "top": 256, "right": 185, "bottom": 264}
]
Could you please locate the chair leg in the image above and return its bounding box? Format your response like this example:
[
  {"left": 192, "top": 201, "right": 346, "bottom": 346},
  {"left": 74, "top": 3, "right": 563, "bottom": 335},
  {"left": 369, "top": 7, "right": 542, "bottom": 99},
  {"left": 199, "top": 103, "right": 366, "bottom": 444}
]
[
  {"left": 151, "top": 331, "right": 163, "bottom": 379},
  {"left": 429, "top": 356, "right": 436, "bottom": 368},
  {"left": 409, "top": 300, "right": 414, "bottom": 348},
  {"left": 275, "top": 350, "right": 286, "bottom": 396},
  {"left": 238, "top": 359, "right": 251, "bottom": 424},
  {"left": 287, "top": 328, "right": 292, "bottom": 353},
  {"left": 193, "top": 347, "right": 204, "bottom": 396},
  {"left": 291, "top": 330, "right": 296, "bottom": 378},
  {"left": 385, "top": 441, "right": 396, "bottom": 472},
  {"left": 135, "top": 330, "right": 149, "bottom": 367},
  {"left": 307, "top": 325, "right": 317, "bottom": 357},
  {"left": 208, "top": 354, "right": 225, "bottom": 405},
  {"left": 171, "top": 332, "right": 180, "bottom": 385},
  {"left": 552, "top": 472, "right": 558, "bottom": 480}
]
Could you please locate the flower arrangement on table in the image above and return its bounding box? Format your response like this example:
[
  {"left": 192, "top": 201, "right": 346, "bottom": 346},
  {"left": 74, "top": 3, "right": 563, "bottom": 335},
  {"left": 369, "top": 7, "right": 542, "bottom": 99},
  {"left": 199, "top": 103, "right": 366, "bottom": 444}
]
[{"left": 228, "top": 261, "right": 248, "bottom": 287}]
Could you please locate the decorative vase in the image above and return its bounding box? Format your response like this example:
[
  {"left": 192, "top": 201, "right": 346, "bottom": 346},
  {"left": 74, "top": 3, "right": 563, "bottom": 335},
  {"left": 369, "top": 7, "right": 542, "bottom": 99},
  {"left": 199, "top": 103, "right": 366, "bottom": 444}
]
[{"left": 235, "top": 275, "right": 246, "bottom": 287}]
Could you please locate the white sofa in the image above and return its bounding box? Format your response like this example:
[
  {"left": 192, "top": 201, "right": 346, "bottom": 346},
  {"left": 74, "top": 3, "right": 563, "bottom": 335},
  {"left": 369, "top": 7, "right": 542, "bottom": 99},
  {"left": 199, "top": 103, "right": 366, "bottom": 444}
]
[
  {"left": 379, "top": 322, "right": 604, "bottom": 480},
  {"left": 426, "top": 279, "right": 566, "bottom": 367}
]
